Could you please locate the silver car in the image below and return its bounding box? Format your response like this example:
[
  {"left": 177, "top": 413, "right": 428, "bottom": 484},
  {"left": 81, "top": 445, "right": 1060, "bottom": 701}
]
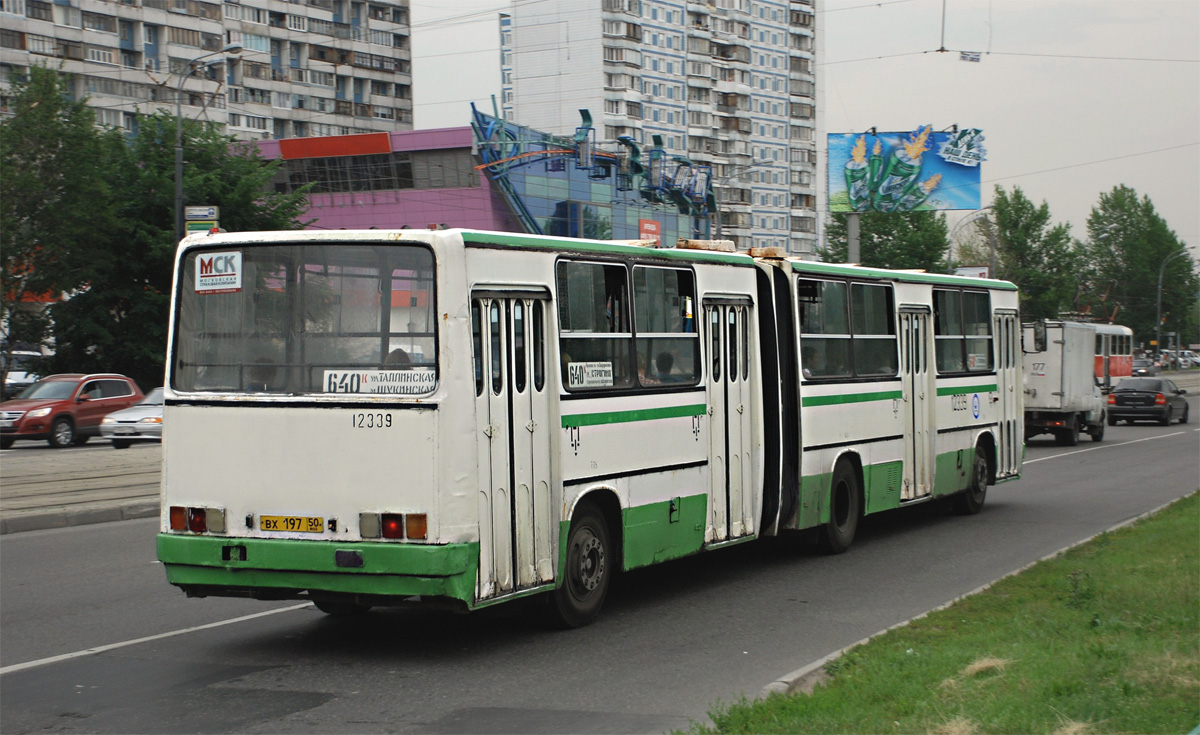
[{"left": 100, "top": 387, "right": 164, "bottom": 448}]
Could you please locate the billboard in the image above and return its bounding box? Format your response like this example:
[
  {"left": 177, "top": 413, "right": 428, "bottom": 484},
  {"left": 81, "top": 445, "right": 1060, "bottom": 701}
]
[{"left": 828, "top": 126, "right": 985, "bottom": 213}]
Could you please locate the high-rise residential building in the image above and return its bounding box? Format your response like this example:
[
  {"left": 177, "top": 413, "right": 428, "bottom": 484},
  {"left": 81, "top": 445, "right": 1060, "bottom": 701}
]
[
  {"left": 0, "top": 0, "right": 413, "bottom": 140},
  {"left": 500, "top": 0, "right": 821, "bottom": 255}
]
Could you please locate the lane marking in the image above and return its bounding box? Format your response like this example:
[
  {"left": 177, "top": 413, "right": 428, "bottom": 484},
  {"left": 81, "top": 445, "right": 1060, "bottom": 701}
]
[
  {"left": 1025, "top": 430, "right": 1190, "bottom": 464},
  {"left": 0, "top": 603, "right": 311, "bottom": 676}
]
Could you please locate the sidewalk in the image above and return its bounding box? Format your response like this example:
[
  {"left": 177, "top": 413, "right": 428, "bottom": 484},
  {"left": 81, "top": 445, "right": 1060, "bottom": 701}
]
[
  {"left": 3, "top": 370, "right": 1198, "bottom": 536},
  {"left": 0, "top": 444, "right": 161, "bottom": 534}
]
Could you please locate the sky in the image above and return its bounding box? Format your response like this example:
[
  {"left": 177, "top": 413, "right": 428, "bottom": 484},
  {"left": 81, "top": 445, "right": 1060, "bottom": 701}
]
[{"left": 410, "top": 0, "right": 1200, "bottom": 254}]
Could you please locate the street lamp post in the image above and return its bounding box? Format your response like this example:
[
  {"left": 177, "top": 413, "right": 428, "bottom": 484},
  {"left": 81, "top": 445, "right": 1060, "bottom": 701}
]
[
  {"left": 1155, "top": 247, "right": 1188, "bottom": 361},
  {"left": 174, "top": 43, "right": 242, "bottom": 243}
]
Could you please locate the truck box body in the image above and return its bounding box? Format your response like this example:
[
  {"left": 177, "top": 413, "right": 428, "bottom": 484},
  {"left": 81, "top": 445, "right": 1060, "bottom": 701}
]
[{"left": 1022, "top": 320, "right": 1104, "bottom": 444}]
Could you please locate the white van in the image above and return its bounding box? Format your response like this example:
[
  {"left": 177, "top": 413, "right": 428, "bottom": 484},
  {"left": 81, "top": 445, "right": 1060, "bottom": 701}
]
[{"left": 2, "top": 350, "right": 43, "bottom": 399}]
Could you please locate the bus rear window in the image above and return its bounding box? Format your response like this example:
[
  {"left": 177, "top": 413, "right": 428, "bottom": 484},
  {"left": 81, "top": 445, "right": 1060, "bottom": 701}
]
[{"left": 173, "top": 243, "right": 437, "bottom": 395}]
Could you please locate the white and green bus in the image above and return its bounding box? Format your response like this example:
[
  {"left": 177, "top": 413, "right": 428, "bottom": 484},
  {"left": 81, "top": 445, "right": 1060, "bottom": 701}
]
[{"left": 157, "top": 228, "right": 1022, "bottom": 626}]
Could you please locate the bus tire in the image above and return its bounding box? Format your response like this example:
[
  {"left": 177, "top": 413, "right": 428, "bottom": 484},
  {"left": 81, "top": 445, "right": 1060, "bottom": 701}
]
[
  {"left": 313, "top": 600, "right": 371, "bottom": 616},
  {"left": 952, "top": 449, "right": 988, "bottom": 516},
  {"left": 551, "top": 502, "right": 611, "bottom": 628},
  {"left": 818, "top": 462, "right": 860, "bottom": 555}
]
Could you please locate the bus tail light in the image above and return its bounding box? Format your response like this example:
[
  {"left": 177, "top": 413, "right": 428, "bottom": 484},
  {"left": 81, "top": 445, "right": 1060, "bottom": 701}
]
[
  {"left": 359, "top": 512, "right": 426, "bottom": 540},
  {"left": 169, "top": 505, "right": 225, "bottom": 534},
  {"left": 381, "top": 513, "right": 404, "bottom": 539},
  {"left": 406, "top": 513, "right": 427, "bottom": 540}
]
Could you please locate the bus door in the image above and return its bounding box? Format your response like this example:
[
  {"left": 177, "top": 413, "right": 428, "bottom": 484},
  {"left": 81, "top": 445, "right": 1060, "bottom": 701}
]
[
  {"left": 994, "top": 310, "right": 1021, "bottom": 477},
  {"left": 899, "top": 307, "right": 933, "bottom": 500},
  {"left": 472, "top": 290, "right": 553, "bottom": 599},
  {"left": 704, "top": 299, "right": 754, "bottom": 542}
]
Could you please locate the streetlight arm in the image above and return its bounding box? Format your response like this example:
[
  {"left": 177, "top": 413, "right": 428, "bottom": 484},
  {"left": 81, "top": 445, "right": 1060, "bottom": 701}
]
[
  {"left": 174, "top": 43, "right": 242, "bottom": 243},
  {"left": 1155, "top": 248, "right": 1189, "bottom": 358}
]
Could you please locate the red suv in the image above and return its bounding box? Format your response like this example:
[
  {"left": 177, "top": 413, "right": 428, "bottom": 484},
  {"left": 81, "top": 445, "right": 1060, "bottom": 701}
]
[{"left": 0, "top": 374, "right": 144, "bottom": 449}]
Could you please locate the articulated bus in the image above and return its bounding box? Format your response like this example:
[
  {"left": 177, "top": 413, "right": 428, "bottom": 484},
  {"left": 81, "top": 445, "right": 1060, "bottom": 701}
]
[
  {"left": 157, "top": 229, "right": 1022, "bottom": 626},
  {"left": 1093, "top": 323, "right": 1134, "bottom": 390}
]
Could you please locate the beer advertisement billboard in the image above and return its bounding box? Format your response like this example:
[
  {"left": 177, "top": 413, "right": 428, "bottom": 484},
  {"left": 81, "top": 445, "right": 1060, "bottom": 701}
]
[{"left": 828, "top": 126, "right": 985, "bottom": 213}]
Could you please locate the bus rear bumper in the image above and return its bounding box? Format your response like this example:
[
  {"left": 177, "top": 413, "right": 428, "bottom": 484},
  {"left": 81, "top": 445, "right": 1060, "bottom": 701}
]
[{"left": 157, "top": 534, "right": 478, "bottom": 606}]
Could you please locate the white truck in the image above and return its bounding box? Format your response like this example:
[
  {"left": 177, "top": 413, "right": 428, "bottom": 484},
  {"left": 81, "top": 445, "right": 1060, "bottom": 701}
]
[{"left": 1022, "top": 320, "right": 1105, "bottom": 445}]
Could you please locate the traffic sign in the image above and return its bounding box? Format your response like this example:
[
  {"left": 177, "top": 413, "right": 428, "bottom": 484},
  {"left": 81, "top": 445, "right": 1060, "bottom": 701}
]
[
  {"left": 186, "top": 220, "right": 218, "bottom": 234},
  {"left": 185, "top": 206, "right": 219, "bottom": 220}
]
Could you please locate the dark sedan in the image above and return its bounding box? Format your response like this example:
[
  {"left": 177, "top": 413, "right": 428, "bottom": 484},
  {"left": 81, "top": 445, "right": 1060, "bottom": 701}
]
[
  {"left": 1106, "top": 378, "right": 1190, "bottom": 426},
  {"left": 1131, "top": 358, "right": 1157, "bottom": 377}
]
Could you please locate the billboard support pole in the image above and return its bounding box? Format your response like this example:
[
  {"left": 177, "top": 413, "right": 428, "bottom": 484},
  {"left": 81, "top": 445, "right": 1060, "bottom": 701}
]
[{"left": 847, "top": 213, "right": 860, "bottom": 263}]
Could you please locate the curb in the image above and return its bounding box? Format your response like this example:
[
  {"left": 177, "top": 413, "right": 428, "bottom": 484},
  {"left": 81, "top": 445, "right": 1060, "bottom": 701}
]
[
  {"left": 0, "top": 500, "right": 159, "bottom": 535},
  {"left": 760, "top": 493, "right": 1194, "bottom": 699}
]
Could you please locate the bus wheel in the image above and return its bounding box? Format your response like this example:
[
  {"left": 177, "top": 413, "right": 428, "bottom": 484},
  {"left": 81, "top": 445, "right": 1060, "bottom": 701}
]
[
  {"left": 313, "top": 600, "right": 371, "bottom": 616},
  {"left": 818, "top": 462, "right": 860, "bottom": 554},
  {"left": 551, "top": 502, "right": 610, "bottom": 628},
  {"left": 952, "top": 449, "right": 988, "bottom": 516}
]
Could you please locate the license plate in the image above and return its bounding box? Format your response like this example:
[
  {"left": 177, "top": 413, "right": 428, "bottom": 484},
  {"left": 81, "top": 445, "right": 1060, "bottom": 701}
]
[
  {"left": 1, "top": 421, "right": 12, "bottom": 429},
  {"left": 260, "top": 515, "right": 324, "bottom": 533},
  {"left": 114, "top": 427, "right": 136, "bottom": 435}
]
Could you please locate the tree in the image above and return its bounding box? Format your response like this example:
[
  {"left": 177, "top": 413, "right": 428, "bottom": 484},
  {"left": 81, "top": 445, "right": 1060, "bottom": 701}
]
[
  {"left": 979, "top": 186, "right": 1080, "bottom": 322},
  {"left": 3, "top": 64, "right": 312, "bottom": 392},
  {"left": 46, "top": 110, "right": 312, "bottom": 390},
  {"left": 0, "top": 64, "right": 124, "bottom": 389},
  {"left": 822, "top": 210, "right": 949, "bottom": 271},
  {"left": 1081, "top": 185, "right": 1198, "bottom": 352}
]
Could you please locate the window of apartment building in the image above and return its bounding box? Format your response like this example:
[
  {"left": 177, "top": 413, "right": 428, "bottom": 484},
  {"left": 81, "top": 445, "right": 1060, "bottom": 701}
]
[
  {"left": 1, "top": 28, "right": 23, "bottom": 49},
  {"left": 244, "top": 86, "right": 270, "bottom": 104},
  {"left": 26, "top": 0, "right": 51, "bottom": 20},
  {"left": 168, "top": 27, "right": 201, "bottom": 47},
  {"left": 81, "top": 10, "right": 116, "bottom": 31},
  {"left": 84, "top": 45, "right": 114, "bottom": 64},
  {"left": 241, "top": 32, "right": 269, "bottom": 52},
  {"left": 53, "top": 5, "right": 80, "bottom": 27},
  {"left": 288, "top": 14, "right": 307, "bottom": 31}
]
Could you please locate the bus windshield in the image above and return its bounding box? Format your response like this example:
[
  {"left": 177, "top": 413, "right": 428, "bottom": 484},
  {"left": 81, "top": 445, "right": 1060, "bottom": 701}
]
[{"left": 173, "top": 243, "right": 437, "bottom": 395}]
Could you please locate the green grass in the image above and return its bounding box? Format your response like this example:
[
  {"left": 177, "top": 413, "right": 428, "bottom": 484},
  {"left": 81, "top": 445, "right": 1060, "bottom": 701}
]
[{"left": 688, "top": 492, "right": 1200, "bottom": 735}]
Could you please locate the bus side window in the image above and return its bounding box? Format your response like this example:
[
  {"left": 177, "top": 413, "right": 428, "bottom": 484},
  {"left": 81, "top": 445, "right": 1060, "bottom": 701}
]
[
  {"left": 490, "top": 301, "right": 503, "bottom": 395},
  {"left": 557, "top": 261, "right": 632, "bottom": 391},
  {"left": 471, "top": 301, "right": 483, "bottom": 397},
  {"left": 533, "top": 301, "right": 545, "bottom": 392},
  {"left": 513, "top": 301, "right": 527, "bottom": 393},
  {"left": 798, "top": 278, "right": 850, "bottom": 378}
]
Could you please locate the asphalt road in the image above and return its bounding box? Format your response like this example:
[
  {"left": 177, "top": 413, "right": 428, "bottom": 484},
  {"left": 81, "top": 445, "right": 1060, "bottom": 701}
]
[{"left": 1, "top": 400, "right": 1197, "bottom": 734}]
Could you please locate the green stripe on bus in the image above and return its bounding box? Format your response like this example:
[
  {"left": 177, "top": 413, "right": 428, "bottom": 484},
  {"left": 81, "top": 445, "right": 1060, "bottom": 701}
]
[
  {"left": 936, "top": 384, "right": 997, "bottom": 396},
  {"left": 801, "top": 390, "right": 902, "bottom": 407},
  {"left": 561, "top": 403, "right": 707, "bottom": 428}
]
